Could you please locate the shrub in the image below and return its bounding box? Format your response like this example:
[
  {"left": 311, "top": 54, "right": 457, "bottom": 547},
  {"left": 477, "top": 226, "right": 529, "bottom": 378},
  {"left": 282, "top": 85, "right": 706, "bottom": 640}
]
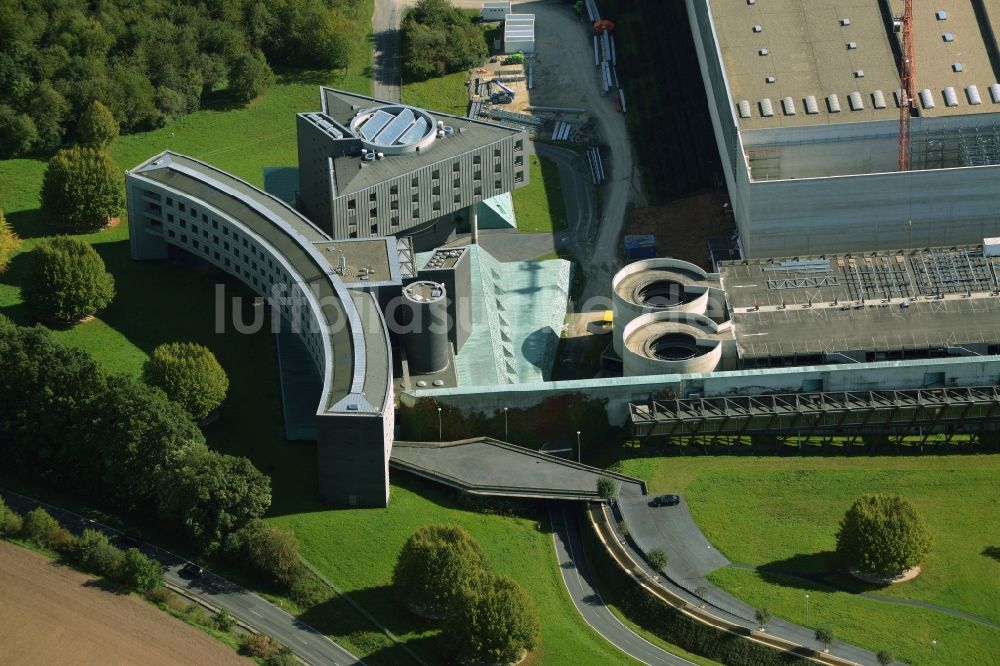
[
  {"left": 836, "top": 494, "right": 933, "bottom": 576},
  {"left": 117, "top": 548, "right": 163, "bottom": 594},
  {"left": 755, "top": 607, "right": 772, "bottom": 630},
  {"left": 266, "top": 650, "right": 299, "bottom": 666},
  {"left": 21, "top": 236, "right": 116, "bottom": 324},
  {"left": 597, "top": 476, "right": 616, "bottom": 499},
  {"left": 143, "top": 342, "right": 229, "bottom": 421},
  {"left": 231, "top": 519, "right": 300, "bottom": 587},
  {"left": 214, "top": 608, "right": 236, "bottom": 632},
  {"left": 148, "top": 586, "right": 173, "bottom": 605},
  {"left": 241, "top": 633, "right": 283, "bottom": 660},
  {"left": 40, "top": 146, "right": 125, "bottom": 232},
  {"left": 0, "top": 498, "right": 23, "bottom": 535},
  {"left": 393, "top": 524, "right": 488, "bottom": 617},
  {"left": 401, "top": 0, "right": 488, "bottom": 80},
  {"left": 183, "top": 603, "right": 212, "bottom": 627},
  {"left": 442, "top": 574, "right": 539, "bottom": 664},
  {"left": 228, "top": 51, "right": 275, "bottom": 103},
  {"left": 0, "top": 210, "right": 21, "bottom": 273},
  {"left": 617, "top": 520, "right": 630, "bottom": 537},
  {"left": 21, "top": 508, "right": 64, "bottom": 547},
  {"left": 646, "top": 548, "right": 667, "bottom": 571},
  {"left": 77, "top": 100, "right": 119, "bottom": 148},
  {"left": 815, "top": 626, "right": 834, "bottom": 652},
  {"left": 876, "top": 650, "right": 894, "bottom": 665},
  {"left": 288, "top": 565, "right": 330, "bottom": 607},
  {"left": 73, "top": 529, "right": 126, "bottom": 577}
]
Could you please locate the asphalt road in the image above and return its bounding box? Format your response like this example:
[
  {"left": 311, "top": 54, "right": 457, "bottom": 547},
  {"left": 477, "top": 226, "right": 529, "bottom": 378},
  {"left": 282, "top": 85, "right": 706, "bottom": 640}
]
[
  {"left": 372, "top": 0, "right": 404, "bottom": 102},
  {"left": 0, "top": 489, "right": 362, "bottom": 666},
  {"left": 549, "top": 503, "right": 699, "bottom": 666}
]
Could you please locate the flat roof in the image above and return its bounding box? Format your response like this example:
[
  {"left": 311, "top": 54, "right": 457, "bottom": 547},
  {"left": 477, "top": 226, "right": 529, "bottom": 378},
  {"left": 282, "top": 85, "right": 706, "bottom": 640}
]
[
  {"left": 708, "top": 0, "right": 1000, "bottom": 129},
  {"left": 132, "top": 152, "right": 391, "bottom": 414},
  {"left": 313, "top": 237, "right": 399, "bottom": 287},
  {"left": 319, "top": 88, "right": 522, "bottom": 196},
  {"left": 720, "top": 245, "right": 1000, "bottom": 359}
]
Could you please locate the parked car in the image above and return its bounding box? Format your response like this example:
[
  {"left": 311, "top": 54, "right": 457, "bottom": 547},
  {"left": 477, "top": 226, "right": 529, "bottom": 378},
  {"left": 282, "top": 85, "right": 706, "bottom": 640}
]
[
  {"left": 648, "top": 494, "right": 681, "bottom": 507},
  {"left": 180, "top": 562, "right": 204, "bottom": 579}
]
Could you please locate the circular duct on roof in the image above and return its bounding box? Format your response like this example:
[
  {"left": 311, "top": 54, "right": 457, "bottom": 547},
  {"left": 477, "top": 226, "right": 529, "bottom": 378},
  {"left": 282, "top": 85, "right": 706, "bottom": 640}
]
[{"left": 622, "top": 312, "right": 724, "bottom": 377}]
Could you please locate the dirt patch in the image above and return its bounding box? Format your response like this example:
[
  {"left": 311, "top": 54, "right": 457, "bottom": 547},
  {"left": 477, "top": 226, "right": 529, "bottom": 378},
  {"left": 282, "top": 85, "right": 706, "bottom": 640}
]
[
  {"left": 850, "top": 565, "right": 922, "bottom": 585},
  {"left": 0, "top": 541, "right": 248, "bottom": 666},
  {"left": 626, "top": 190, "right": 735, "bottom": 270}
]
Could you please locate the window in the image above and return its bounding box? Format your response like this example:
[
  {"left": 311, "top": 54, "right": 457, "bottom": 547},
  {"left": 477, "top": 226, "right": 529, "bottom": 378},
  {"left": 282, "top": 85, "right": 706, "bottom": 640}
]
[
  {"left": 179, "top": 203, "right": 186, "bottom": 213},
  {"left": 432, "top": 169, "right": 440, "bottom": 179},
  {"left": 390, "top": 201, "right": 399, "bottom": 210},
  {"left": 453, "top": 177, "right": 461, "bottom": 187},
  {"left": 412, "top": 193, "right": 419, "bottom": 203},
  {"left": 390, "top": 185, "right": 398, "bottom": 195},
  {"left": 167, "top": 214, "right": 175, "bottom": 223},
  {"left": 213, "top": 235, "right": 219, "bottom": 244},
  {"left": 190, "top": 207, "right": 197, "bottom": 217},
  {"left": 473, "top": 155, "right": 481, "bottom": 165},
  {"left": 242, "top": 238, "right": 248, "bottom": 248},
  {"left": 494, "top": 179, "right": 501, "bottom": 190},
  {"left": 349, "top": 230, "right": 358, "bottom": 238},
  {"left": 370, "top": 223, "right": 378, "bottom": 233},
  {"left": 166, "top": 197, "right": 173, "bottom": 207},
  {"left": 214, "top": 251, "right": 220, "bottom": 260},
  {"left": 370, "top": 207, "right": 378, "bottom": 217},
  {"left": 474, "top": 186, "right": 482, "bottom": 196},
  {"left": 348, "top": 199, "right": 356, "bottom": 210},
  {"left": 223, "top": 226, "right": 229, "bottom": 236},
  {"left": 369, "top": 192, "right": 376, "bottom": 202},
  {"left": 203, "top": 214, "right": 209, "bottom": 223},
  {"left": 181, "top": 234, "right": 187, "bottom": 243},
  {"left": 202, "top": 230, "right": 208, "bottom": 238},
  {"left": 225, "top": 258, "right": 231, "bottom": 267},
  {"left": 211, "top": 218, "right": 217, "bottom": 229},
  {"left": 432, "top": 185, "right": 440, "bottom": 195},
  {"left": 493, "top": 148, "right": 501, "bottom": 157},
  {"left": 514, "top": 156, "right": 523, "bottom": 167},
  {"left": 515, "top": 170, "right": 524, "bottom": 183},
  {"left": 391, "top": 216, "right": 400, "bottom": 226},
  {"left": 494, "top": 163, "right": 502, "bottom": 173},
  {"left": 192, "top": 240, "right": 199, "bottom": 249},
  {"left": 453, "top": 163, "right": 460, "bottom": 172},
  {"left": 411, "top": 177, "right": 418, "bottom": 186},
  {"left": 474, "top": 169, "right": 482, "bottom": 180},
  {"left": 433, "top": 202, "right": 441, "bottom": 211},
  {"left": 167, "top": 229, "right": 175, "bottom": 238},
  {"left": 252, "top": 261, "right": 257, "bottom": 270},
  {"left": 224, "top": 242, "right": 230, "bottom": 251},
  {"left": 514, "top": 139, "right": 523, "bottom": 152},
  {"left": 454, "top": 194, "right": 461, "bottom": 204}
]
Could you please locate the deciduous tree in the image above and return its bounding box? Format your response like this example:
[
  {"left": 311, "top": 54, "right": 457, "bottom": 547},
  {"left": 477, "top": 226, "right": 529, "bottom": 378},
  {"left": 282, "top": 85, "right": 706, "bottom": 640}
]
[
  {"left": 118, "top": 548, "right": 163, "bottom": 593},
  {"left": 142, "top": 342, "right": 229, "bottom": 421},
  {"left": 21, "top": 236, "right": 115, "bottom": 324},
  {"left": 393, "top": 524, "right": 488, "bottom": 617},
  {"left": 442, "top": 573, "right": 539, "bottom": 664},
  {"left": 228, "top": 51, "right": 274, "bottom": 103},
  {"left": 40, "top": 146, "right": 125, "bottom": 231},
  {"left": 0, "top": 210, "right": 21, "bottom": 272},
  {"left": 836, "top": 494, "right": 932, "bottom": 577},
  {"left": 77, "top": 100, "right": 119, "bottom": 147}
]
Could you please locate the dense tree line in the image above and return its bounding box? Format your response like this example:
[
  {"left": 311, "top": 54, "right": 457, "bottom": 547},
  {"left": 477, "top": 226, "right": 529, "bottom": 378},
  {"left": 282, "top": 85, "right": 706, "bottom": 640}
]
[
  {"left": 0, "top": 0, "right": 363, "bottom": 157},
  {"left": 401, "top": 0, "right": 488, "bottom": 80},
  {"left": 0, "top": 315, "right": 270, "bottom": 552}
]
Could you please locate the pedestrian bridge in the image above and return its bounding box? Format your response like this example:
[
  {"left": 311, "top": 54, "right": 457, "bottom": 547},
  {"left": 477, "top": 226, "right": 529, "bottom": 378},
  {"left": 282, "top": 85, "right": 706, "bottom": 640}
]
[{"left": 389, "top": 438, "right": 645, "bottom": 501}]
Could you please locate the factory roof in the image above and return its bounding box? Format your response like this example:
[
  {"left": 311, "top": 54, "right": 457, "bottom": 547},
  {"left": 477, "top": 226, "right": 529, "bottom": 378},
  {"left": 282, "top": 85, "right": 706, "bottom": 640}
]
[
  {"left": 316, "top": 88, "right": 522, "bottom": 195},
  {"left": 719, "top": 245, "right": 1000, "bottom": 360},
  {"left": 132, "top": 152, "right": 392, "bottom": 416},
  {"left": 708, "top": 0, "right": 1000, "bottom": 130}
]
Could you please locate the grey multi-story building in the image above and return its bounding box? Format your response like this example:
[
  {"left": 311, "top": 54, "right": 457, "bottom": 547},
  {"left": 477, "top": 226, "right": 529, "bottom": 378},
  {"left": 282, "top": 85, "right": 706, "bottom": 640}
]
[{"left": 297, "top": 87, "right": 529, "bottom": 248}]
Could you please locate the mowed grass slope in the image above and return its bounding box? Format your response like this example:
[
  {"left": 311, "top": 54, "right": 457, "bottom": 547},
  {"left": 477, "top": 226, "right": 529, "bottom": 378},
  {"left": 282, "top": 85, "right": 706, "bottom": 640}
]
[
  {"left": 513, "top": 155, "right": 567, "bottom": 233},
  {"left": 617, "top": 455, "right": 1000, "bottom": 665}
]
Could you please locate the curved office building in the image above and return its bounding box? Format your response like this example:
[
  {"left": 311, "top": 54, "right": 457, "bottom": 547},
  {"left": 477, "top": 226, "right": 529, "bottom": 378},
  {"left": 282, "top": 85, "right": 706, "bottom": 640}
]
[{"left": 127, "top": 151, "right": 393, "bottom": 507}]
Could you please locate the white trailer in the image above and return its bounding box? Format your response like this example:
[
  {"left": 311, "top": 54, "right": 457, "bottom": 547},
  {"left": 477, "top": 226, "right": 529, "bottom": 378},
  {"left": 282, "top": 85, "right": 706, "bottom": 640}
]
[
  {"left": 482, "top": 1, "right": 510, "bottom": 22},
  {"left": 504, "top": 13, "right": 535, "bottom": 54}
]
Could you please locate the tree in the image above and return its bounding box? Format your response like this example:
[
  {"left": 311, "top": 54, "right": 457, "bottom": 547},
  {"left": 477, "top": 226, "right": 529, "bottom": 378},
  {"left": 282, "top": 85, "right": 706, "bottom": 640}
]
[
  {"left": 214, "top": 608, "right": 236, "bottom": 632},
  {"left": 646, "top": 548, "right": 667, "bottom": 572},
  {"left": 73, "top": 528, "right": 124, "bottom": 577},
  {"left": 815, "top": 626, "right": 834, "bottom": 652},
  {"left": 755, "top": 607, "right": 772, "bottom": 630},
  {"left": 157, "top": 449, "right": 272, "bottom": 550},
  {"left": 232, "top": 519, "right": 301, "bottom": 587},
  {"left": 442, "top": 574, "right": 539, "bottom": 664},
  {"left": 393, "top": 524, "right": 488, "bottom": 617},
  {"left": 40, "top": 146, "right": 125, "bottom": 231},
  {"left": 21, "top": 507, "right": 72, "bottom": 551},
  {"left": 401, "top": 0, "right": 488, "bottom": 80},
  {"left": 142, "top": 342, "right": 229, "bottom": 421},
  {"left": 836, "top": 494, "right": 933, "bottom": 577},
  {"left": 77, "top": 100, "right": 119, "bottom": 147},
  {"left": 118, "top": 548, "right": 163, "bottom": 593},
  {"left": 228, "top": 51, "right": 274, "bottom": 103},
  {"left": 0, "top": 497, "right": 23, "bottom": 535},
  {"left": 597, "top": 476, "right": 616, "bottom": 499},
  {"left": 877, "top": 650, "right": 895, "bottom": 666},
  {"left": 0, "top": 210, "right": 21, "bottom": 273},
  {"left": 21, "top": 236, "right": 115, "bottom": 324},
  {"left": 0, "top": 104, "right": 38, "bottom": 157}
]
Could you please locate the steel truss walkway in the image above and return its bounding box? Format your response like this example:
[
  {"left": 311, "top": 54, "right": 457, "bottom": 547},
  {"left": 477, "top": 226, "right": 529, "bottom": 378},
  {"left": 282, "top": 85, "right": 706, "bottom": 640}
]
[{"left": 630, "top": 385, "right": 1000, "bottom": 443}]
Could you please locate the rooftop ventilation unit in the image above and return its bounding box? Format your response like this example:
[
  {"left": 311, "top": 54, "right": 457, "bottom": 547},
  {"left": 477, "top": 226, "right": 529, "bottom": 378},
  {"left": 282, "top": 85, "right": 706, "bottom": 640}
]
[
  {"left": 943, "top": 32, "right": 954, "bottom": 42},
  {"left": 840, "top": 18, "right": 851, "bottom": 26},
  {"left": 990, "top": 84, "right": 1000, "bottom": 103},
  {"left": 953, "top": 62, "right": 963, "bottom": 72},
  {"left": 759, "top": 48, "right": 769, "bottom": 56},
  {"left": 804, "top": 95, "right": 819, "bottom": 114},
  {"left": 967, "top": 85, "right": 982, "bottom": 105},
  {"left": 752, "top": 24, "right": 763, "bottom": 33},
  {"left": 827, "top": 94, "right": 842, "bottom": 113},
  {"left": 873, "top": 90, "right": 887, "bottom": 108},
  {"left": 936, "top": 10, "right": 947, "bottom": 20},
  {"left": 854, "top": 69, "right": 865, "bottom": 78},
  {"left": 765, "top": 75, "right": 776, "bottom": 83},
  {"left": 759, "top": 98, "right": 774, "bottom": 117},
  {"left": 737, "top": 100, "right": 752, "bottom": 118},
  {"left": 919, "top": 89, "right": 936, "bottom": 108},
  {"left": 848, "top": 91, "right": 864, "bottom": 110},
  {"left": 781, "top": 97, "right": 796, "bottom": 115},
  {"left": 943, "top": 86, "right": 959, "bottom": 107},
  {"left": 847, "top": 41, "right": 857, "bottom": 49}
]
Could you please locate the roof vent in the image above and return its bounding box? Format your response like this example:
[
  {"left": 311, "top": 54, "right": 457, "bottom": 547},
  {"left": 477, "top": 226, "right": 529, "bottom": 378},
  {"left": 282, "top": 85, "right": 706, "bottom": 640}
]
[
  {"left": 943, "top": 86, "right": 959, "bottom": 107},
  {"left": 759, "top": 98, "right": 774, "bottom": 117},
  {"left": 781, "top": 97, "right": 796, "bottom": 115},
  {"left": 953, "top": 62, "right": 963, "bottom": 72},
  {"left": 840, "top": 18, "right": 851, "bottom": 26},
  {"left": 967, "top": 85, "right": 982, "bottom": 105},
  {"left": 936, "top": 10, "right": 947, "bottom": 20},
  {"left": 747, "top": 0, "right": 755, "bottom": 5},
  {"left": 919, "top": 89, "right": 936, "bottom": 109},
  {"left": 804, "top": 95, "right": 819, "bottom": 114},
  {"left": 848, "top": 91, "right": 864, "bottom": 110},
  {"left": 854, "top": 69, "right": 865, "bottom": 78},
  {"left": 943, "top": 32, "right": 954, "bottom": 42},
  {"left": 759, "top": 48, "right": 769, "bottom": 56},
  {"left": 990, "top": 84, "right": 1000, "bottom": 103},
  {"left": 752, "top": 24, "right": 763, "bottom": 33},
  {"left": 827, "top": 94, "right": 842, "bottom": 113},
  {"left": 873, "top": 90, "right": 887, "bottom": 108},
  {"left": 765, "top": 75, "right": 776, "bottom": 83},
  {"left": 737, "top": 100, "right": 752, "bottom": 118},
  {"left": 847, "top": 41, "right": 857, "bottom": 49}
]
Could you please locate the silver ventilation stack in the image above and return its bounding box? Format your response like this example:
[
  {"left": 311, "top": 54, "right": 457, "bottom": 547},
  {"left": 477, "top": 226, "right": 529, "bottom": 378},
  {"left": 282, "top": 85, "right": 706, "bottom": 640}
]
[{"left": 400, "top": 280, "right": 450, "bottom": 374}]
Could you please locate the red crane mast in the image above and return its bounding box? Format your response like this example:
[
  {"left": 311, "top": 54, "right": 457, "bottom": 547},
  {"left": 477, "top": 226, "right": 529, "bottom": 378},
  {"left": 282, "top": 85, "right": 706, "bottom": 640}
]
[{"left": 898, "top": 0, "right": 915, "bottom": 171}]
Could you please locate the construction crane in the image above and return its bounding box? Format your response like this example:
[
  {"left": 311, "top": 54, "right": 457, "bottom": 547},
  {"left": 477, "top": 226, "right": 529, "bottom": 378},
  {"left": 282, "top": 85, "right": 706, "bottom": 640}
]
[{"left": 898, "top": 0, "right": 915, "bottom": 171}]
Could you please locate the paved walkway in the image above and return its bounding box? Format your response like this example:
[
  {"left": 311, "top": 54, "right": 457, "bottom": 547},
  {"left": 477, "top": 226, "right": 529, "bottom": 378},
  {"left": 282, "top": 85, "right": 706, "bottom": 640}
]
[
  {"left": 390, "top": 438, "right": 644, "bottom": 500},
  {"left": 550, "top": 503, "right": 700, "bottom": 666},
  {"left": 0, "top": 489, "right": 362, "bottom": 666}
]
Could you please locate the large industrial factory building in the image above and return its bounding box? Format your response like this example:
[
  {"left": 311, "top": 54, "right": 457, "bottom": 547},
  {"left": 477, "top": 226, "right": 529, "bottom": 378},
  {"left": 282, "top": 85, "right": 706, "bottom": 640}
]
[{"left": 687, "top": 0, "right": 1000, "bottom": 257}]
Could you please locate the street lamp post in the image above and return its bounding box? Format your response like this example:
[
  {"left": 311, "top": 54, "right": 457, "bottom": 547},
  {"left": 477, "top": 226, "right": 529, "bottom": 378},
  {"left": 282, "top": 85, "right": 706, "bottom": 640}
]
[
  {"left": 437, "top": 407, "right": 442, "bottom": 441},
  {"left": 504, "top": 407, "right": 508, "bottom": 441},
  {"left": 932, "top": 639, "right": 937, "bottom": 663},
  {"left": 576, "top": 431, "right": 581, "bottom": 463},
  {"left": 804, "top": 593, "right": 809, "bottom": 625}
]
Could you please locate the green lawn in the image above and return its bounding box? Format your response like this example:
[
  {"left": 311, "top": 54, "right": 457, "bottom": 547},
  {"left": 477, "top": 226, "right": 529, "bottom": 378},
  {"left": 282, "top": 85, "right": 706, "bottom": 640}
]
[
  {"left": 401, "top": 70, "right": 470, "bottom": 117},
  {"left": 513, "top": 155, "right": 568, "bottom": 234},
  {"left": 615, "top": 455, "right": 1000, "bottom": 665}
]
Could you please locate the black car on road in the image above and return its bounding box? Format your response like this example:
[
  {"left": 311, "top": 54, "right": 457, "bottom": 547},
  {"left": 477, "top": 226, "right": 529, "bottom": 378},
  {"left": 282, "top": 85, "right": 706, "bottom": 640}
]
[
  {"left": 180, "top": 562, "right": 205, "bottom": 579},
  {"left": 648, "top": 494, "right": 681, "bottom": 507}
]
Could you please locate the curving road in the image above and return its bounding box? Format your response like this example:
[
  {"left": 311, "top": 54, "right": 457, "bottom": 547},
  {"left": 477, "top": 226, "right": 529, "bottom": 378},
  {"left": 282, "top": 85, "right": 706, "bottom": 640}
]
[
  {"left": 550, "top": 502, "right": 699, "bottom": 666},
  {"left": 0, "top": 489, "right": 363, "bottom": 666}
]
